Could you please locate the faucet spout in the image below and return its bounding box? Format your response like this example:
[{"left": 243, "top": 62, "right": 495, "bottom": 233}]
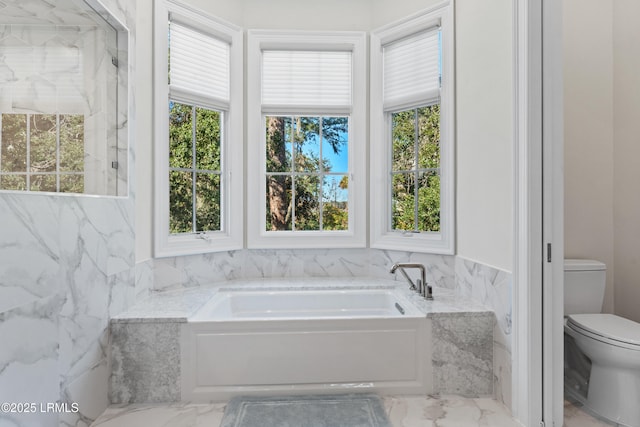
[
  {"left": 389, "top": 262, "right": 433, "bottom": 300},
  {"left": 390, "top": 262, "right": 418, "bottom": 291}
]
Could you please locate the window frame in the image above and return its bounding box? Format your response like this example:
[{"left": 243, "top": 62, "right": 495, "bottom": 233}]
[
  {"left": 153, "top": 0, "right": 243, "bottom": 257},
  {"left": 370, "top": 1, "right": 455, "bottom": 254},
  {"left": 246, "top": 30, "right": 367, "bottom": 249}
]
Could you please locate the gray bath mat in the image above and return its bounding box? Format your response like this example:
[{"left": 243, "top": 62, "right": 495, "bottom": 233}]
[{"left": 220, "top": 394, "right": 392, "bottom": 427}]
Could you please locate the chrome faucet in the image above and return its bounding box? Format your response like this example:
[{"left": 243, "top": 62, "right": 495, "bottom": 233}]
[{"left": 390, "top": 263, "right": 433, "bottom": 300}]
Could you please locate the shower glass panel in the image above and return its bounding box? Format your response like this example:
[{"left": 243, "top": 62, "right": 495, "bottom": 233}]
[{"left": 0, "top": 0, "right": 128, "bottom": 196}]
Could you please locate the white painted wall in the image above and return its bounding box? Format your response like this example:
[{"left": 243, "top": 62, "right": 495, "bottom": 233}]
[
  {"left": 137, "top": 0, "right": 516, "bottom": 277},
  {"left": 183, "top": 0, "right": 243, "bottom": 26},
  {"left": 371, "top": 0, "right": 442, "bottom": 28},
  {"left": 613, "top": 0, "right": 640, "bottom": 323},
  {"left": 242, "top": 0, "right": 371, "bottom": 30},
  {"left": 455, "top": 0, "right": 513, "bottom": 271},
  {"left": 135, "top": 0, "right": 153, "bottom": 261},
  {"left": 563, "top": 0, "right": 615, "bottom": 313}
]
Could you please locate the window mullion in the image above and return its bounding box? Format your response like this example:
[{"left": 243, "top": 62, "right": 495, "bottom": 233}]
[
  {"left": 290, "top": 116, "right": 296, "bottom": 231},
  {"left": 413, "top": 108, "right": 419, "bottom": 231},
  {"left": 319, "top": 116, "right": 324, "bottom": 231},
  {"left": 191, "top": 105, "right": 197, "bottom": 233}
]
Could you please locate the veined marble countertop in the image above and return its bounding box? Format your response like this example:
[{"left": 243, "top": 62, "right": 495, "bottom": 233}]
[{"left": 111, "top": 277, "right": 492, "bottom": 323}]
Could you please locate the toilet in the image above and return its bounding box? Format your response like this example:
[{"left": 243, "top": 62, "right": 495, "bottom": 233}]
[{"left": 564, "top": 259, "right": 640, "bottom": 427}]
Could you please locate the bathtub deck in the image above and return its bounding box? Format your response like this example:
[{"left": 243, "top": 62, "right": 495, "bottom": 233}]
[{"left": 111, "top": 277, "right": 491, "bottom": 324}]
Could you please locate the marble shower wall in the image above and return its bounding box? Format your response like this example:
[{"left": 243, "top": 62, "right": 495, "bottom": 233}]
[
  {"left": 0, "top": 1, "right": 136, "bottom": 426},
  {"left": 454, "top": 256, "right": 513, "bottom": 411}
]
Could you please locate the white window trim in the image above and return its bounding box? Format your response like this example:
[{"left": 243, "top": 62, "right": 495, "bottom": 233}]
[
  {"left": 247, "top": 30, "right": 367, "bottom": 249},
  {"left": 370, "top": 2, "right": 455, "bottom": 255},
  {"left": 153, "top": 0, "right": 243, "bottom": 257}
]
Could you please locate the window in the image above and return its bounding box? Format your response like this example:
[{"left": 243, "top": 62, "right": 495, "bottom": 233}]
[
  {"left": 247, "top": 31, "right": 367, "bottom": 248},
  {"left": 1, "top": 113, "right": 84, "bottom": 193},
  {"left": 391, "top": 105, "right": 441, "bottom": 233},
  {"left": 154, "top": 1, "right": 243, "bottom": 257},
  {"left": 264, "top": 115, "right": 349, "bottom": 232},
  {"left": 370, "top": 2, "right": 455, "bottom": 254}
]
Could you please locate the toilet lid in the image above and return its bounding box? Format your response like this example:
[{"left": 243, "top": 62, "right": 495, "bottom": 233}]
[{"left": 567, "top": 314, "right": 640, "bottom": 347}]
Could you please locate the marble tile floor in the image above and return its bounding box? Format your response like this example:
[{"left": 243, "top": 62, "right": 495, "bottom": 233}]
[
  {"left": 91, "top": 395, "right": 522, "bottom": 427},
  {"left": 90, "top": 395, "right": 619, "bottom": 427},
  {"left": 563, "top": 399, "right": 617, "bottom": 427}
]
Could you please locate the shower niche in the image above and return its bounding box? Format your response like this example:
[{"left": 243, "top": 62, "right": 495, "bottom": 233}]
[{"left": 0, "top": 0, "right": 129, "bottom": 196}]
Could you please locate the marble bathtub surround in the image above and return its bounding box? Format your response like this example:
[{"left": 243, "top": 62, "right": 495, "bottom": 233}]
[
  {"left": 147, "top": 251, "right": 512, "bottom": 407},
  {"left": 432, "top": 313, "right": 494, "bottom": 396},
  {"left": 455, "top": 256, "right": 513, "bottom": 410},
  {"left": 112, "top": 277, "right": 492, "bottom": 324},
  {"left": 109, "top": 278, "right": 495, "bottom": 404},
  {"left": 110, "top": 322, "right": 181, "bottom": 404}
]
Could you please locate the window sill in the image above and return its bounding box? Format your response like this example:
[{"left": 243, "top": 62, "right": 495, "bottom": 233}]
[
  {"left": 247, "top": 231, "right": 366, "bottom": 250},
  {"left": 154, "top": 233, "right": 242, "bottom": 258},
  {"left": 371, "top": 231, "right": 454, "bottom": 255}
]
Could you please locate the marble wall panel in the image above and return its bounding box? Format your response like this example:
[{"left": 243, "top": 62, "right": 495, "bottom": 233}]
[
  {"left": 370, "top": 249, "right": 456, "bottom": 289},
  {"left": 493, "top": 325, "right": 512, "bottom": 411},
  {"left": 134, "top": 259, "right": 154, "bottom": 302},
  {"left": 0, "top": 295, "right": 65, "bottom": 427},
  {"left": 151, "top": 248, "right": 456, "bottom": 292},
  {"left": 0, "top": 195, "right": 62, "bottom": 313}
]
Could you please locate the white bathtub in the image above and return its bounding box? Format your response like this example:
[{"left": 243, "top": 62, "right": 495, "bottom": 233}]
[{"left": 181, "top": 287, "right": 431, "bottom": 401}]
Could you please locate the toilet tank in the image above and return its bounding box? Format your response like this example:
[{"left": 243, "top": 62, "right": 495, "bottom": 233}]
[{"left": 564, "top": 259, "right": 606, "bottom": 315}]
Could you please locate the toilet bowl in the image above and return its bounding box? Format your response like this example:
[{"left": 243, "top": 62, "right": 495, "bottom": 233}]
[
  {"left": 564, "top": 259, "right": 640, "bottom": 427},
  {"left": 565, "top": 314, "right": 640, "bottom": 426}
]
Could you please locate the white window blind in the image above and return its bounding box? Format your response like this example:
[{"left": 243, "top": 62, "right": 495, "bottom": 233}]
[
  {"left": 262, "top": 50, "right": 352, "bottom": 109},
  {"left": 169, "top": 21, "right": 230, "bottom": 105},
  {"left": 383, "top": 29, "right": 440, "bottom": 111}
]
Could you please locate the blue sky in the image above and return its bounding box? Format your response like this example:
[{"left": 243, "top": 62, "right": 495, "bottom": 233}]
[{"left": 296, "top": 121, "right": 349, "bottom": 202}]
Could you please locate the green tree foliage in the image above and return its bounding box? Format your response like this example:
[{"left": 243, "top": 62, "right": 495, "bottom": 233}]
[
  {"left": 392, "top": 105, "right": 441, "bottom": 232},
  {"left": 265, "top": 116, "right": 348, "bottom": 231},
  {"left": 59, "top": 114, "right": 85, "bottom": 193},
  {"left": 166, "top": 103, "right": 441, "bottom": 235},
  {"left": 0, "top": 113, "right": 84, "bottom": 193},
  {"left": 169, "top": 102, "right": 221, "bottom": 234},
  {"left": 1, "top": 113, "right": 27, "bottom": 191}
]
